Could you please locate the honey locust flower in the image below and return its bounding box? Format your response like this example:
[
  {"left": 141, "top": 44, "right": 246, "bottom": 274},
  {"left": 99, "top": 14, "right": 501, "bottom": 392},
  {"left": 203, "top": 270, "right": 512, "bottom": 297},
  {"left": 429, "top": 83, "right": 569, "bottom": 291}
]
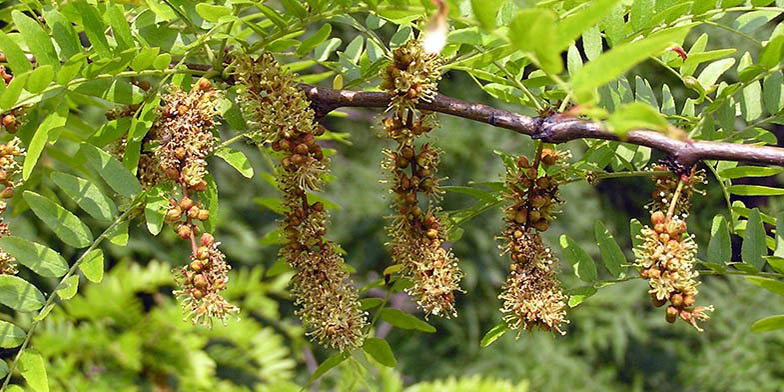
[
  {"left": 174, "top": 234, "right": 238, "bottom": 328},
  {"left": 635, "top": 167, "right": 712, "bottom": 331},
  {"left": 235, "top": 53, "right": 367, "bottom": 350},
  {"left": 380, "top": 39, "right": 462, "bottom": 318},
  {"left": 497, "top": 151, "right": 568, "bottom": 334}
]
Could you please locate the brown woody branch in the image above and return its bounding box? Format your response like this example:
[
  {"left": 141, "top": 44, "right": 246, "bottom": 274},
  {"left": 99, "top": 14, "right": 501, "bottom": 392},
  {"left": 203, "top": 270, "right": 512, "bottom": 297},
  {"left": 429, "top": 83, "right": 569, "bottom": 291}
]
[{"left": 300, "top": 85, "right": 784, "bottom": 168}]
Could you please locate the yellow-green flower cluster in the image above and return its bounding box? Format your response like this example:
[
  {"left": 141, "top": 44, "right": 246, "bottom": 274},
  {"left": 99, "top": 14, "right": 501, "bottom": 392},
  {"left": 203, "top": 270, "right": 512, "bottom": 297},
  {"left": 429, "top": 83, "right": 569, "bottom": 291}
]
[
  {"left": 497, "top": 151, "right": 568, "bottom": 335},
  {"left": 235, "top": 53, "right": 367, "bottom": 350},
  {"left": 380, "top": 40, "right": 462, "bottom": 318},
  {"left": 635, "top": 167, "right": 712, "bottom": 331}
]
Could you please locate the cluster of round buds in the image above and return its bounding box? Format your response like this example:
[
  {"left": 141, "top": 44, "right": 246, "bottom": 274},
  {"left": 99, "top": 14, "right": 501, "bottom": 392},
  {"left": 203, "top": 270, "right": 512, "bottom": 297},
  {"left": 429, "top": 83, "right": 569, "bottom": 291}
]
[
  {"left": 0, "top": 202, "right": 16, "bottom": 275},
  {"left": 504, "top": 149, "right": 564, "bottom": 233},
  {"left": 649, "top": 163, "right": 706, "bottom": 217},
  {"left": 497, "top": 150, "right": 568, "bottom": 335},
  {"left": 0, "top": 67, "right": 22, "bottom": 135},
  {"left": 166, "top": 194, "right": 211, "bottom": 238},
  {"left": 173, "top": 233, "right": 238, "bottom": 328},
  {"left": 151, "top": 78, "right": 220, "bottom": 188},
  {"left": 634, "top": 169, "right": 712, "bottom": 331},
  {"left": 381, "top": 39, "right": 443, "bottom": 115},
  {"left": 380, "top": 39, "right": 462, "bottom": 318},
  {"left": 0, "top": 138, "right": 25, "bottom": 200},
  {"left": 235, "top": 53, "right": 367, "bottom": 350}
]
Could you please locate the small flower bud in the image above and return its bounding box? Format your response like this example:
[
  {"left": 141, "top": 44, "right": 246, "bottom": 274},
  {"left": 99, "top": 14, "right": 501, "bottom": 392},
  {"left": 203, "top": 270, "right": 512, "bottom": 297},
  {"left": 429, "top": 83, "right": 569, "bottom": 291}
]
[
  {"left": 165, "top": 207, "right": 183, "bottom": 222},
  {"left": 188, "top": 206, "right": 200, "bottom": 219},
  {"left": 651, "top": 211, "right": 666, "bottom": 225},
  {"left": 666, "top": 306, "right": 679, "bottom": 323},
  {"left": 200, "top": 233, "right": 214, "bottom": 247},
  {"left": 177, "top": 224, "right": 192, "bottom": 239},
  {"left": 670, "top": 293, "right": 684, "bottom": 306},
  {"left": 191, "top": 180, "right": 208, "bottom": 192},
  {"left": 197, "top": 209, "right": 210, "bottom": 221},
  {"left": 180, "top": 197, "right": 194, "bottom": 211},
  {"left": 198, "top": 78, "right": 212, "bottom": 91}
]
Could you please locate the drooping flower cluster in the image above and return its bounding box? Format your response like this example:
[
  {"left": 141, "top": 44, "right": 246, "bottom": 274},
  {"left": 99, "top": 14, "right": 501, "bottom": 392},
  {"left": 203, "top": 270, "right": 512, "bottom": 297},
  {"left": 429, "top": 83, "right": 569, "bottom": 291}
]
[
  {"left": 634, "top": 165, "right": 712, "bottom": 331},
  {"left": 0, "top": 67, "right": 26, "bottom": 275},
  {"left": 498, "top": 149, "right": 568, "bottom": 335},
  {"left": 380, "top": 40, "right": 462, "bottom": 318},
  {"left": 148, "top": 79, "right": 238, "bottom": 328},
  {"left": 152, "top": 79, "right": 220, "bottom": 187},
  {"left": 235, "top": 53, "right": 367, "bottom": 350}
]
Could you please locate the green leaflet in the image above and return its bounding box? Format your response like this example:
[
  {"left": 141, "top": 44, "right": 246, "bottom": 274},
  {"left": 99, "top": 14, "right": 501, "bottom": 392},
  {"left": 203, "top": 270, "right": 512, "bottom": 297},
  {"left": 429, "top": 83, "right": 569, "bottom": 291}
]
[
  {"left": 23, "top": 191, "right": 94, "bottom": 248},
  {"left": 0, "top": 236, "right": 68, "bottom": 278}
]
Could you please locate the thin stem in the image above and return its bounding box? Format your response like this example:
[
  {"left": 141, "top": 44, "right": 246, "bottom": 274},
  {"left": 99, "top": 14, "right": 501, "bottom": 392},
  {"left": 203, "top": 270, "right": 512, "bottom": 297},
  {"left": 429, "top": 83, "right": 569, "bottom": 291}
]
[
  {"left": 365, "top": 288, "right": 393, "bottom": 337},
  {"left": 706, "top": 162, "right": 733, "bottom": 219},
  {"left": 666, "top": 180, "right": 685, "bottom": 221},
  {"left": 703, "top": 20, "right": 762, "bottom": 46},
  {"left": 1, "top": 201, "right": 142, "bottom": 391},
  {"left": 217, "top": 134, "right": 248, "bottom": 149}
]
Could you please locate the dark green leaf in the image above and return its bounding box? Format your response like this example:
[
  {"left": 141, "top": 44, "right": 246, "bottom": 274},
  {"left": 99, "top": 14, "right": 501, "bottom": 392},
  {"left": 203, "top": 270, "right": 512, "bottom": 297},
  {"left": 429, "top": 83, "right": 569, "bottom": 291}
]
[
  {"left": 0, "top": 31, "right": 32, "bottom": 74},
  {"left": 106, "top": 5, "right": 135, "bottom": 51},
  {"left": 554, "top": 0, "right": 622, "bottom": 51},
  {"left": 728, "top": 185, "right": 784, "bottom": 196},
  {"left": 380, "top": 308, "right": 436, "bottom": 332},
  {"left": 145, "top": 185, "right": 169, "bottom": 236},
  {"left": 741, "top": 208, "right": 767, "bottom": 269},
  {"left": 751, "top": 314, "right": 784, "bottom": 332},
  {"left": 297, "top": 23, "right": 332, "bottom": 56},
  {"left": 0, "top": 236, "right": 67, "bottom": 278},
  {"left": 568, "top": 286, "right": 597, "bottom": 307},
  {"left": 79, "top": 143, "right": 142, "bottom": 197},
  {"left": 594, "top": 221, "right": 625, "bottom": 277},
  {"left": 359, "top": 297, "right": 383, "bottom": 310},
  {"left": 23, "top": 191, "right": 93, "bottom": 248},
  {"left": 12, "top": 11, "right": 58, "bottom": 68},
  {"left": 560, "top": 234, "right": 598, "bottom": 282},
  {"left": 71, "top": 79, "right": 145, "bottom": 104},
  {"left": 480, "top": 321, "right": 508, "bottom": 347},
  {"left": 0, "top": 275, "right": 45, "bottom": 312},
  {"left": 306, "top": 352, "right": 349, "bottom": 386},
  {"left": 0, "top": 320, "right": 25, "bottom": 348},
  {"left": 745, "top": 276, "right": 784, "bottom": 296},
  {"left": 719, "top": 166, "right": 783, "bottom": 179},
  {"left": 24, "top": 110, "right": 67, "bottom": 180},
  {"left": 776, "top": 212, "right": 784, "bottom": 258},
  {"left": 363, "top": 337, "right": 396, "bottom": 367},
  {"left": 203, "top": 174, "right": 218, "bottom": 232},
  {"left": 607, "top": 102, "right": 670, "bottom": 136},
  {"left": 74, "top": 1, "right": 111, "bottom": 57},
  {"left": 708, "top": 215, "right": 731, "bottom": 264},
  {"left": 43, "top": 10, "right": 80, "bottom": 60},
  {"left": 51, "top": 172, "right": 118, "bottom": 222}
]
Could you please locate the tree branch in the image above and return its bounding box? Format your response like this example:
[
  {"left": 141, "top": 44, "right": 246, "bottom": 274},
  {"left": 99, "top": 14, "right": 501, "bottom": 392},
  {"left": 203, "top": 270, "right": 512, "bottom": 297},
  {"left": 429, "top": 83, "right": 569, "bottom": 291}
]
[{"left": 299, "top": 85, "right": 784, "bottom": 167}]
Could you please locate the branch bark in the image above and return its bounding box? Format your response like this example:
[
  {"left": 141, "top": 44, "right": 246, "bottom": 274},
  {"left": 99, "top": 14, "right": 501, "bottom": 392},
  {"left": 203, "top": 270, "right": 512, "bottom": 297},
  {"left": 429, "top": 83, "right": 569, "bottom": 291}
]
[{"left": 299, "top": 85, "right": 784, "bottom": 167}]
